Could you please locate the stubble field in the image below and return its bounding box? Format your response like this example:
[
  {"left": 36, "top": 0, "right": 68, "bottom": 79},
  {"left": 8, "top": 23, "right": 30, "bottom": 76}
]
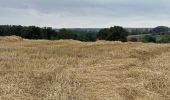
[{"left": 0, "top": 36, "right": 169, "bottom": 100}]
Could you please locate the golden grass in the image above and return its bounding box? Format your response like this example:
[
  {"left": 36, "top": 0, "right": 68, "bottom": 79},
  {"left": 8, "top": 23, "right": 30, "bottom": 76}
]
[
  {"left": 0, "top": 36, "right": 169, "bottom": 100},
  {"left": 0, "top": 36, "right": 23, "bottom": 42}
]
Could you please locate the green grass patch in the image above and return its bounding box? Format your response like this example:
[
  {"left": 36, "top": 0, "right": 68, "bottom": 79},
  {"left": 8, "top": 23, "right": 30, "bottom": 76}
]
[{"left": 128, "top": 34, "right": 170, "bottom": 43}]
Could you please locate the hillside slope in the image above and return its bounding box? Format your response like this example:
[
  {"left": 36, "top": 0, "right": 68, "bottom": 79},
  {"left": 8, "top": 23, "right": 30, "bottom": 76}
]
[{"left": 0, "top": 37, "right": 169, "bottom": 100}]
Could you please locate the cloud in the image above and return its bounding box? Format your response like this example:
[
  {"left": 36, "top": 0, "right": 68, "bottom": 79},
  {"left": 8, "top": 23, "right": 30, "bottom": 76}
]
[{"left": 0, "top": 0, "right": 170, "bottom": 28}]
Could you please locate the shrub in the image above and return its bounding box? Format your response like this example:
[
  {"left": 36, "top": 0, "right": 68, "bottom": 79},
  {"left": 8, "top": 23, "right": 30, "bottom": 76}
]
[
  {"left": 157, "top": 35, "right": 170, "bottom": 43},
  {"left": 142, "top": 35, "right": 156, "bottom": 43},
  {"left": 130, "top": 37, "right": 138, "bottom": 42}
]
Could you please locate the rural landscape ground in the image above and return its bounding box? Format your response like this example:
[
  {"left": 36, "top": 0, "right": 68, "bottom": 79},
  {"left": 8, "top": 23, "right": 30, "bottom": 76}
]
[{"left": 0, "top": 36, "right": 169, "bottom": 100}]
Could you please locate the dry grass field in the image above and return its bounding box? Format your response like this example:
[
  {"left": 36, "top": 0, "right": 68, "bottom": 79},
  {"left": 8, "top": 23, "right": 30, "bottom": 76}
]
[{"left": 0, "top": 36, "right": 170, "bottom": 100}]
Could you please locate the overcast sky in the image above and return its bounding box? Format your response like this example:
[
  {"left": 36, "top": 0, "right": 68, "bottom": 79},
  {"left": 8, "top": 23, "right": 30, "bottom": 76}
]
[{"left": 0, "top": 0, "right": 170, "bottom": 28}]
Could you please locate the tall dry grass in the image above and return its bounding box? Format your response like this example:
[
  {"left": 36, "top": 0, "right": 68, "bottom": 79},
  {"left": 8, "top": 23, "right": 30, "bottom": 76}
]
[{"left": 0, "top": 36, "right": 169, "bottom": 100}]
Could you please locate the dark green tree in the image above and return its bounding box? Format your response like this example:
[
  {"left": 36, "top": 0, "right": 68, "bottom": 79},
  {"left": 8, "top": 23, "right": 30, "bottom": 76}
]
[
  {"left": 107, "top": 26, "right": 128, "bottom": 42},
  {"left": 57, "top": 29, "right": 77, "bottom": 39},
  {"left": 97, "top": 28, "right": 110, "bottom": 40},
  {"left": 21, "top": 26, "right": 42, "bottom": 39},
  {"left": 98, "top": 26, "right": 129, "bottom": 42}
]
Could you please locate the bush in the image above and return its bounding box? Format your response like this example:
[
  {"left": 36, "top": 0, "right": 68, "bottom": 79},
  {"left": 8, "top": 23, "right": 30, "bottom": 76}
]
[
  {"left": 142, "top": 35, "right": 156, "bottom": 43},
  {"left": 129, "top": 37, "right": 138, "bottom": 42},
  {"left": 157, "top": 35, "right": 170, "bottom": 43}
]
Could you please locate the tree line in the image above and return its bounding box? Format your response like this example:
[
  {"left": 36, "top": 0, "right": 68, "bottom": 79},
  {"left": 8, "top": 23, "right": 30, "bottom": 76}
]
[
  {"left": 0, "top": 25, "right": 57, "bottom": 40},
  {"left": 0, "top": 25, "right": 129, "bottom": 42}
]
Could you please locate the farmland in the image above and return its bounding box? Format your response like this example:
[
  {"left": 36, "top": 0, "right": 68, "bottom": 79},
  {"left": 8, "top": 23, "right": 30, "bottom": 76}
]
[
  {"left": 128, "top": 34, "right": 170, "bottom": 43},
  {"left": 0, "top": 36, "right": 169, "bottom": 100}
]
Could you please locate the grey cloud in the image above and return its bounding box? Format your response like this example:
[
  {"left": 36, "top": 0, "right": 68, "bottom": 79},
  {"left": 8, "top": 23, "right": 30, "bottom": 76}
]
[{"left": 0, "top": 0, "right": 170, "bottom": 27}]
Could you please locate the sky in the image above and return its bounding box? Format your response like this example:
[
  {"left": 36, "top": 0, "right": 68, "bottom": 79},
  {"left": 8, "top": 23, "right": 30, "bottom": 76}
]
[{"left": 0, "top": 0, "right": 170, "bottom": 28}]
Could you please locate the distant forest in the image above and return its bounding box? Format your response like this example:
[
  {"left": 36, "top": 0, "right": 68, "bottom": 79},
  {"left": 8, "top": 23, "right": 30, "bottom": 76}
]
[
  {"left": 0, "top": 25, "right": 128, "bottom": 42},
  {"left": 0, "top": 25, "right": 170, "bottom": 42}
]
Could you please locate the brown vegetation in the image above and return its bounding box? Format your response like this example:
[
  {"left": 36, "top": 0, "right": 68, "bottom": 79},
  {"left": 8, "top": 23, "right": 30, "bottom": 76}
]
[{"left": 0, "top": 36, "right": 169, "bottom": 100}]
